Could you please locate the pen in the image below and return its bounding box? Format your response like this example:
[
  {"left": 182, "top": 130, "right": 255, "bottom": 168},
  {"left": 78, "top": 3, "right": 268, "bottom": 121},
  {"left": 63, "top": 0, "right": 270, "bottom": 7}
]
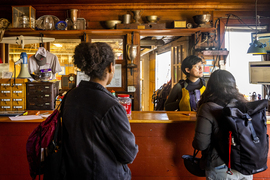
[{"left": 182, "top": 113, "right": 190, "bottom": 116}]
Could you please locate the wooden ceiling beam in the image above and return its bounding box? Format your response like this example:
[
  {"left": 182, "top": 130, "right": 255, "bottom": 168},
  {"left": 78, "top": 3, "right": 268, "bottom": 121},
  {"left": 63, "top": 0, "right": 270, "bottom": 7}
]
[{"left": 1, "top": 3, "right": 269, "bottom": 11}]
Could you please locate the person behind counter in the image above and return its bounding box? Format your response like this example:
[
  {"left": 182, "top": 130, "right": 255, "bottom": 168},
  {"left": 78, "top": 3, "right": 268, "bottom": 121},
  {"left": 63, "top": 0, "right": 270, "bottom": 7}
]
[
  {"left": 60, "top": 42, "right": 138, "bottom": 180},
  {"left": 164, "top": 55, "right": 205, "bottom": 111},
  {"left": 192, "top": 70, "right": 252, "bottom": 180}
]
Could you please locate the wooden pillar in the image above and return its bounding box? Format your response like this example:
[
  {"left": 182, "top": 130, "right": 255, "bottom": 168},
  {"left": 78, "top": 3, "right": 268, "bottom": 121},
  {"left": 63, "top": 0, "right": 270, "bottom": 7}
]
[
  {"left": 127, "top": 32, "right": 141, "bottom": 111},
  {"left": 149, "top": 51, "right": 156, "bottom": 111}
]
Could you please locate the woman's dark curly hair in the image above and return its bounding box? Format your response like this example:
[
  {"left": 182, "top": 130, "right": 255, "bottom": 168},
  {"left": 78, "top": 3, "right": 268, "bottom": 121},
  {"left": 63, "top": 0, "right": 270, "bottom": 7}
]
[
  {"left": 181, "top": 55, "right": 202, "bottom": 77},
  {"left": 198, "top": 69, "right": 247, "bottom": 108},
  {"left": 73, "top": 42, "right": 114, "bottom": 80}
]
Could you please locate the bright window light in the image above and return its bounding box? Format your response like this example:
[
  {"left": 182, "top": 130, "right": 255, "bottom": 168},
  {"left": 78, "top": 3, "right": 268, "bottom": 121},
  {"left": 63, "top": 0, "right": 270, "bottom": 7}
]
[
  {"left": 53, "top": 44, "right": 62, "bottom": 47},
  {"left": 225, "top": 31, "right": 262, "bottom": 98},
  {"left": 156, "top": 51, "right": 171, "bottom": 90}
]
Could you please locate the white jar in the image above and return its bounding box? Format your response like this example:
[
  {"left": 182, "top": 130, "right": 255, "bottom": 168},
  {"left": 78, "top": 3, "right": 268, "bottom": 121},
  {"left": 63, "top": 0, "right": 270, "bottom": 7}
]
[{"left": 118, "top": 94, "right": 132, "bottom": 117}]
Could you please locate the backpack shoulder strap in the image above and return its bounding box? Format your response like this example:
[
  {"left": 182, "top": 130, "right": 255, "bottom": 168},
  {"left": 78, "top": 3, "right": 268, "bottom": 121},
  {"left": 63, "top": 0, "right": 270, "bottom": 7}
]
[
  {"left": 53, "top": 87, "right": 75, "bottom": 144},
  {"left": 200, "top": 78, "right": 205, "bottom": 86},
  {"left": 178, "top": 79, "right": 187, "bottom": 89}
]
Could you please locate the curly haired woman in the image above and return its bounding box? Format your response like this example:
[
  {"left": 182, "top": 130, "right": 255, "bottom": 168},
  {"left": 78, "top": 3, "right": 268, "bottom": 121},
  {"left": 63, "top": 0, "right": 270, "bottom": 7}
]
[{"left": 60, "top": 42, "right": 138, "bottom": 180}]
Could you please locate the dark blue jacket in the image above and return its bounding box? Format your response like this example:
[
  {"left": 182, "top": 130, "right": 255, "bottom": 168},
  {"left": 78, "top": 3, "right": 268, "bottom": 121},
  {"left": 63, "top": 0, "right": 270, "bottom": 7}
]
[{"left": 62, "top": 81, "right": 138, "bottom": 180}]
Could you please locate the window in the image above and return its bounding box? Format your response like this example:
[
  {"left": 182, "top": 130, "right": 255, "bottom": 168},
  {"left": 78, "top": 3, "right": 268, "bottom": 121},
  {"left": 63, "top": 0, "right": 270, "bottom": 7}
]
[
  {"left": 156, "top": 51, "right": 171, "bottom": 90},
  {"left": 225, "top": 31, "right": 262, "bottom": 97}
]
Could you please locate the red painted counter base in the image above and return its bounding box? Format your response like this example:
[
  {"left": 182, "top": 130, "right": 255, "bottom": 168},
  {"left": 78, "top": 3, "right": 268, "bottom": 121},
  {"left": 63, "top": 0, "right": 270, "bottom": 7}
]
[{"left": 0, "top": 111, "right": 269, "bottom": 180}]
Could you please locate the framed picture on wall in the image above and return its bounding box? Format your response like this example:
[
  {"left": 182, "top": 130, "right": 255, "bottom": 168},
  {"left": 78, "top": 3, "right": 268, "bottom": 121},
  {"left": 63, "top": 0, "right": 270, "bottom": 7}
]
[{"left": 89, "top": 35, "right": 126, "bottom": 91}]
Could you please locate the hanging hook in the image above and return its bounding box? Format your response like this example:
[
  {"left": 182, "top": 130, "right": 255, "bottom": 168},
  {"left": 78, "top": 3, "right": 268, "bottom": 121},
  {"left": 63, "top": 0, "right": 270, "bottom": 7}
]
[
  {"left": 131, "top": 31, "right": 134, "bottom": 45},
  {"left": 40, "top": 33, "right": 44, "bottom": 47}
]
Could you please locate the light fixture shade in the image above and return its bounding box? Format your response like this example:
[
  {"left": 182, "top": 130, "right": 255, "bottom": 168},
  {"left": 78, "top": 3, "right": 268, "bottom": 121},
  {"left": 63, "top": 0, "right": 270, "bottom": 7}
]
[{"left": 247, "top": 40, "right": 267, "bottom": 54}]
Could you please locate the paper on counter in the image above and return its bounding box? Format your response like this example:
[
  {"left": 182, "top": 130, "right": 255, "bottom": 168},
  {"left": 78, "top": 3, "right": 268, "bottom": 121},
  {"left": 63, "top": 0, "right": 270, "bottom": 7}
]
[
  {"left": 41, "top": 114, "right": 51, "bottom": 118},
  {"left": 9, "top": 115, "right": 44, "bottom": 121}
]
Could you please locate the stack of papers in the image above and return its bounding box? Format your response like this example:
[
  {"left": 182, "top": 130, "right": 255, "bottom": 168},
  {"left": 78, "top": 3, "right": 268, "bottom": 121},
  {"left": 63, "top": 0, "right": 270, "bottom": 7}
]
[{"left": 9, "top": 115, "right": 44, "bottom": 121}]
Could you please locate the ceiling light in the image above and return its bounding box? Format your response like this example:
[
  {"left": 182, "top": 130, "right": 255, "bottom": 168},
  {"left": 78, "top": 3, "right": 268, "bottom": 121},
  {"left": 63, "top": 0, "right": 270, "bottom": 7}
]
[
  {"left": 247, "top": 38, "right": 267, "bottom": 54},
  {"left": 54, "top": 43, "right": 62, "bottom": 47},
  {"left": 247, "top": 0, "right": 267, "bottom": 55}
]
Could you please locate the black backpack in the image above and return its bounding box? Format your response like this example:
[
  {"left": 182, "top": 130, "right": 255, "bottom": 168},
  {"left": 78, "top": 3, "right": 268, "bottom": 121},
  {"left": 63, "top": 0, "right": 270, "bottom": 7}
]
[{"left": 215, "top": 99, "right": 269, "bottom": 175}]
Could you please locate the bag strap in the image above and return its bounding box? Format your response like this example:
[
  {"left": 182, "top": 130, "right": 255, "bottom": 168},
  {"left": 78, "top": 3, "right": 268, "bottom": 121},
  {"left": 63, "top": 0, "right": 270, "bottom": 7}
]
[
  {"left": 193, "top": 149, "right": 199, "bottom": 159},
  {"left": 38, "top": 88, "right": 74, "bottom": 180},
  {"left": 52, "top": 88, "right": 74, "bottom": 148}
]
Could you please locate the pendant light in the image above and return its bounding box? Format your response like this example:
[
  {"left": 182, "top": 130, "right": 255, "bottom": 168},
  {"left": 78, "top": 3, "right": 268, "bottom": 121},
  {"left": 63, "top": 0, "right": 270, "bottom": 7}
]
[{"left": 247, "top": 0, "right": 267, "bottom": 55}]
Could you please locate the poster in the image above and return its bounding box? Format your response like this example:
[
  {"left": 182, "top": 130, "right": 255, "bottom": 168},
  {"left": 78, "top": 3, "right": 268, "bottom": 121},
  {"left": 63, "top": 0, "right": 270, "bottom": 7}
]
[{"left": 107, "top": 64, "right": 121, "bottom": 87}]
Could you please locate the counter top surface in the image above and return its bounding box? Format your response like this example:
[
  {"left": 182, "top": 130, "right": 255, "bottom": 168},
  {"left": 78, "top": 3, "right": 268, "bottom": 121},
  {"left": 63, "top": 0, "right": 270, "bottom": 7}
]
[
  {"left": 129, "top": 111, "right": 197, "bottom": 123},
  {"left": 0, "top": 110, "right": 269, "bottom": 124},
  {"left": 0, "top": 110, "right": 196, "bottom": 123}
]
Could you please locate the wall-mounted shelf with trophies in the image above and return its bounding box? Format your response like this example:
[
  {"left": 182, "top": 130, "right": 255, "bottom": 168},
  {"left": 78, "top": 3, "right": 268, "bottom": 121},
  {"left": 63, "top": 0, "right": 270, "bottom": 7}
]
[{"left": 4, "top": 28, "right": 216, "bottom": 38}]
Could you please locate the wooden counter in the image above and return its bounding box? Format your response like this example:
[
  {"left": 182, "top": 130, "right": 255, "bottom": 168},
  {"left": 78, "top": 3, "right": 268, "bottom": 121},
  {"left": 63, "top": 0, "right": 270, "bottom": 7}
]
[
  {"left": 130, "top": 111, "right": 197, "bottom": 123},
  {"left": 0, "top": 110, "right": 197, "bottom": 123},
  {"left": 0, "top": 111, "right": 270, "bottom": 180},
  {"left": 0, "top": 110, "right": 269, "bottom": 123}
]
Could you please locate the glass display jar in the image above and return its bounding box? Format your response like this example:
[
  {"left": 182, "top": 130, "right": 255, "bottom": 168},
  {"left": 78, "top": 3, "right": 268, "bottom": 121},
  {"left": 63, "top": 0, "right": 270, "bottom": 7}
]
[
  {"left": 39, "top": 69, "right": 52, "bottom": 81},
  {"left": 12, "top": 6, "right": 36, "bottom": 29},
  {"left": 118, "top": 94, "right": 132, "bottom": 117}
]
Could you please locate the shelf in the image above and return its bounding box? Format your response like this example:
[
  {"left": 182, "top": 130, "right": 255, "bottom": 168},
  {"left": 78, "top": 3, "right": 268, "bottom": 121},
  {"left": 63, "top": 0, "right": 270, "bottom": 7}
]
[
  {"left": 201, "top": 50, "right": 229, "bottom": 56},
  {"left": 4, "top": 27, "right": 216, "bottom": 37}
]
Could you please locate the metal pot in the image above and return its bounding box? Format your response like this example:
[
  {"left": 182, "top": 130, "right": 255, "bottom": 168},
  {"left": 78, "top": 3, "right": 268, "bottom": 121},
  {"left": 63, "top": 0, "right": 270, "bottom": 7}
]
[
  {"left": 193, "top": 14, "right": 211, "bottom": 25},
  {"left": 105, "top": 20, "right": 121, "bottom": 29}
]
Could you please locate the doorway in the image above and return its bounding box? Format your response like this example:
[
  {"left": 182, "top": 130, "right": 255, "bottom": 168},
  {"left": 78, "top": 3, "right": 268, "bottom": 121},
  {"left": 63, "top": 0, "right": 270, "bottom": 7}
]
[{"left": 156, "top": 51, "right": 171, "bottom": 90}]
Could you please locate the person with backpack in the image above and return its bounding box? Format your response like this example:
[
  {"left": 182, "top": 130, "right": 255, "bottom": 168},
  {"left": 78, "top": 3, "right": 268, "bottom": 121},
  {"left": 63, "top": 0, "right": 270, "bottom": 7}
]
[
  {"left": 164, "top": 55, "right": 205, "bottom": 111},
  {"left": 61, "top": 42, "right": 138, "bottom": 180},
  {"left": 192, "top": 70, "right": 253, "bottom": 180}
]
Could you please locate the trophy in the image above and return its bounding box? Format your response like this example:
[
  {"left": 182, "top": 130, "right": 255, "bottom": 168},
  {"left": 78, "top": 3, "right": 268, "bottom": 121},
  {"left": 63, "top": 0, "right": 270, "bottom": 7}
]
[
  {"left": 69, "top": 9, "right": 78, "bottom": 30},
  {"left": 127, "top": 44, "right": 138, "bottom": 75},
  {"left": 132, "top": 10, "right": 142, "bottom": 24}
]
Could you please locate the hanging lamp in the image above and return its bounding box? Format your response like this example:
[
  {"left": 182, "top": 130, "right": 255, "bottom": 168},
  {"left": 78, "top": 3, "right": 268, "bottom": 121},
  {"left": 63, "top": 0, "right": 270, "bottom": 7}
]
[{"left": 247, "top": 0, "right": 267, "bottom": 55}]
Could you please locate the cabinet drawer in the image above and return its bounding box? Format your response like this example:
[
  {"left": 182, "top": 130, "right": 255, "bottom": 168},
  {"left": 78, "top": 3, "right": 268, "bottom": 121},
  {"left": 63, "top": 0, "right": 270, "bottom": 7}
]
[
  {"left": 12, "top": 98, "right": 24, "bottom": 106},
  {"left": 0, "top": 83, "right": 12, "bottom": 91},
  {"left": 12, "top": 91, "right": 24, "bottom": 98},
  {"left": 0, "top": 106, "right": 12, "bottom": 111},
  {"left": 12, "top": 83, "right": 24, "bottom": 91},
  {"left": 27, "top": 85, "right": 52, "bottom": 93},
  {"left": 0, "top": 91, "right": 12, "bottom": 98},
  {"left": 0, "top": 98, "right": 12, "bottom": 106},
  {"left": 12, "top": 105, "right": 24, "bottom": 111},
  {"left": 27, "top": 102, "right": 53, "bottom": 110},
  {"left": 28, "top": 94, "right": 51, "bottom": 99}
]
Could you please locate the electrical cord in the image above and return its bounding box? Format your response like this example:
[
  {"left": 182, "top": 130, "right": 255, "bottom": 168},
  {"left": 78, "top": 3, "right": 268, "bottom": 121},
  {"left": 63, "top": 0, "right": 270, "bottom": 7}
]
[
  {"left": 224, "top": 14, "right": 256, "bottom": 30},
  {"left": 211, "top": 14, "right": 231, "bottom": 71}
]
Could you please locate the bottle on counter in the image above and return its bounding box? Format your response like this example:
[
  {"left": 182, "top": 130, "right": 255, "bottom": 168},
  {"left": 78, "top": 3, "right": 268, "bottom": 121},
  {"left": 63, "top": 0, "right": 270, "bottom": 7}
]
[
  {"left": 251, "top": 92, "right": 257, "bottom": 101},
  {"left": 111, "top": 90, "right": 116, "bottom": 96},
  {"left": 118, "top": 94, "right": 132, "bottom": 117}
]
